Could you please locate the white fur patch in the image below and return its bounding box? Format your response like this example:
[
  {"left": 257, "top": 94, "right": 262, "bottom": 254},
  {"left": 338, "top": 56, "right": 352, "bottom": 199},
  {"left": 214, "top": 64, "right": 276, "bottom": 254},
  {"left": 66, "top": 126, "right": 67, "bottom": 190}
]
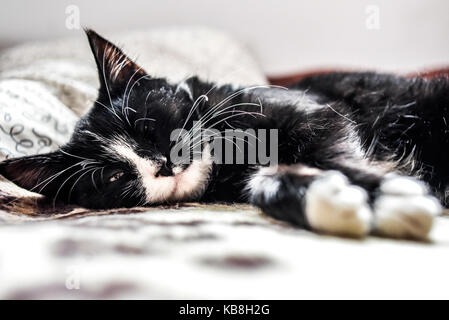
[
  {"left": 305, "top": 171, "right": 372, "bottom": 237},
  {"left": 247, "top": 165, "right": 322, "bottom": 201},
  {"left": 295, "top": 166, "right": 322, "bottom": 176},
  {"left": 112, "top": 142, "right": 213, "bottom": 203},
  {"left": 255, "top": 88, "right": 324, "bottom": 112},
  {"left": 379, "top": 175, "right": 428, "bottom": 196},
  {"left": 171, "top": 144, "right": 213, "bottom": 200},
  {"left": 112, "top": 143, "right": 176, "bottom": 203},
  {"left": 373, "top": 176, "right": 441, "bottom": 240},
  {"left": 247, "top": 166, "right": 281, "bottom": 202},
  {"left": 175, "top": 81, "right": 193, "bottom": 100}
]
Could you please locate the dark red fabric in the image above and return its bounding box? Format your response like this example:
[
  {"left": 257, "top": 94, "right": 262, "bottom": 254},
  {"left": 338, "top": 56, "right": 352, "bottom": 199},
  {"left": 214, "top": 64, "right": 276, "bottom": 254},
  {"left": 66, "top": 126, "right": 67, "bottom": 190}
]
[{"left": 268, "top": 67, "right": 449, "bottom": 87}]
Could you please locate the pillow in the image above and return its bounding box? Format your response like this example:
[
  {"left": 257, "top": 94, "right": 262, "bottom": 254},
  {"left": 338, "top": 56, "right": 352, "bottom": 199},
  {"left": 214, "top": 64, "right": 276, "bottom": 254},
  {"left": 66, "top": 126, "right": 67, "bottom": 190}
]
[{"left": 0, "top": 27, "right": 267, "bottom": 159}]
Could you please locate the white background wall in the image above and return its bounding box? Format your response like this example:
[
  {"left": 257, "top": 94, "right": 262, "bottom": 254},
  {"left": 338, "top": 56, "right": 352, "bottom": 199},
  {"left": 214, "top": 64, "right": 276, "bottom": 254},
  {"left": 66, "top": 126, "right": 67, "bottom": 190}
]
[{"left": 0, "top": 0, "right": 448, "bottom": 75}]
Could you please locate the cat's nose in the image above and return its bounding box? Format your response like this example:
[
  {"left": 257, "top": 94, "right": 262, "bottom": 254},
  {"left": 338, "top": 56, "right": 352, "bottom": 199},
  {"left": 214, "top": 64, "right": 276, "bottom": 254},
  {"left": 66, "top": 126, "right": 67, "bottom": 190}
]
[{"left": 155, "top": 161, "right": 173, "bottom": 177}]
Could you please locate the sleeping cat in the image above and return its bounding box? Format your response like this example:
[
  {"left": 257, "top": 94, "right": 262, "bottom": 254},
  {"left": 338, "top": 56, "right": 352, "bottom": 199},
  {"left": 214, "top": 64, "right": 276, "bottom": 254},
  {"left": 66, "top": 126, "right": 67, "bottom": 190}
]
[{"left": 1, "top": 29, "right": 447, "bottom": 240}]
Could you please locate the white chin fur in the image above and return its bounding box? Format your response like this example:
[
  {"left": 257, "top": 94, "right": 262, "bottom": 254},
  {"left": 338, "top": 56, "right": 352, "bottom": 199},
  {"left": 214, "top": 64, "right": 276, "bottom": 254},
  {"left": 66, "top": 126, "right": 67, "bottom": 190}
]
[{"left": 171, "top": 144, "right": 213, "bottom": 201}]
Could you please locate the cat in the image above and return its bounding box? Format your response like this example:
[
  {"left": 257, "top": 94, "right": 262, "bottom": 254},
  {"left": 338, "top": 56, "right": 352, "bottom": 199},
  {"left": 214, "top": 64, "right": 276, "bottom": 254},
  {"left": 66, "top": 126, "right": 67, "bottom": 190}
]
[{"left": 1, "top": 29, "right": 447, "bottom": 240}]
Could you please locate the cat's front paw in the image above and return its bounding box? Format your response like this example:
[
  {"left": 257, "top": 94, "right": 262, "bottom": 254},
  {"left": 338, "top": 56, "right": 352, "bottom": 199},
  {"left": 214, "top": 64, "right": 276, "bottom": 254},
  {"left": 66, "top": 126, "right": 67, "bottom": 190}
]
[
  {"left": 305, "top": 171, "right": 372, "bottom": 237},
  {"left": 373, "top": 176, "right": 442, "bottom": 240}
]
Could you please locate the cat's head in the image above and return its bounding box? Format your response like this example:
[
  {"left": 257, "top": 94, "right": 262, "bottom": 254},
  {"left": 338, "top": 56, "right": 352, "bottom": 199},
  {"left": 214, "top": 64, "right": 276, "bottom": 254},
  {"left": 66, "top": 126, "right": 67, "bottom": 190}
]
[{"left": 0, "top": 29, "right": 212, "bottom": 208}]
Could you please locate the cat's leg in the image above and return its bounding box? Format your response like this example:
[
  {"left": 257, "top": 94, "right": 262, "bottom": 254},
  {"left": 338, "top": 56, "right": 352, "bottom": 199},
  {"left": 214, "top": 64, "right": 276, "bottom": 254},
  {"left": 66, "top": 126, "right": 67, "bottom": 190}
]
[
  {"left": 292, "top": 72, "right": 449, "bottom": 207},
  {"left": 247, "top": 164, "right": 442, "bottom": 239},
  {"left": 247, "top": 164, "right": 373, "bottom": 237}
]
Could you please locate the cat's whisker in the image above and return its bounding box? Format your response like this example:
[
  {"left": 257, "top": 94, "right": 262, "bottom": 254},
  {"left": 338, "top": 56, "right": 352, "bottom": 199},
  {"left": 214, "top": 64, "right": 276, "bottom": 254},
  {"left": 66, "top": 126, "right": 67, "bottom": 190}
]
[
  {"left": 176, "top": 94, "right": 209, "bottom": 142},
  {"left": 59, "top": 149, "right": 97, "bottom": 162},
  {"left": 190, "top": 85, "right": 283, "bottom": 132},
  {"left": 32, "top": 160, "right": 88, "bottom": 193},
  {"left": 144, "top": 90, "right": 153, "bottom": 106},
  {"left": 95, "top": 100, "right": 123, "bottom": 122},
  {"left": 224, "top": 120, "right": 237, "bottom": 129},
  {"left": 205, "top": 123, "right": 261, "bottom": 144},
  {"left": 181, "top": 104, "right": 265, "bottom": 148},
  {"left": 189, "top": 136, "right": 246, "bottom": 154},
  {"left": 183, "top": 127, "right": 229, "bottom": 151},
  {"left": 182, "top": 89, "right": 253, "bottom": 138},
  {"left": 203, "top": 101, "right": 261, "bottom": 122},
  {"left": 134, "top": 117, "right": 156, "bottom": 129},
  {"left": 123, "top": 74, "right": 153, "bottom": 126},
  {"left": 123, "top": 107, "right": 137, "bottom": 126},
  {"left": 203, "top": 112, "right": 266, "bottom": 137},
  {"left": 110, "top": 51, "right": 130, "bottom": 82},
  {"left": 135, "top": 192, "right": 148, "bottom": 206},
  {"left": 188, "top": 133, "right": 250, "bottom": 154},
  {"left": 182, "top": 100, "right": 265, "bottom": 142},
  {"left": 66, "top": 167, "right": 99, "bottom": 205},
  {"left": 120, "top": 182, "right": 134, "bottom": 198},
  {"left": 121, "top": 66, "right": 144, "bottom": 119},
  {"left": 100, "top": 166, "right": 106, "bottom": 182},
  {"left": 197, "top": 103, "right": 264, "bottom": 130},
  {"left": 125, "top": 75, "right": 152, "bottom": 109},
  {"left": 124, "top": 107, "right": 137, "bottom": 114},
  {"left": 325, "top": 103, "right": 357, "bottom": 124},
  {"left": 188, "top": 127, "right": 248, "bottom": 151},
  {"left": 91, "top": 166, "right": 103, "bottom": 191},
  {"left": 53, "top": 166, "right": 96, "bottom": 207},
  {"left": 101, "top": 44, "right": 121, "bottom": 120},
  {"left": 176, "top": 82, "right": 220, "bottom": 142}
]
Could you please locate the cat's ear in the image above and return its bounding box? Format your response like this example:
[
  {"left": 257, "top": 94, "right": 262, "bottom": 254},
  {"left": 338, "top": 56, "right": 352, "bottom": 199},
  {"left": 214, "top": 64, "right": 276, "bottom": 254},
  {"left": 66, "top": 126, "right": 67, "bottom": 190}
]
[
  {"left": 0, "top": 151, "right": 69, "bottom": 194},
  {"left": 85, "top": 28, "right": 147, "bottom": 91}
]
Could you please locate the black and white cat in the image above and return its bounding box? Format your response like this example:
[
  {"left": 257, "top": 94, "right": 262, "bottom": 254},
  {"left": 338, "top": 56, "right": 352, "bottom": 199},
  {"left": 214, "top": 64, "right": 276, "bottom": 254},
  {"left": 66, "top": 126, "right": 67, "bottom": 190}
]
[{"left": 1, "top": 29, "right": 448, "bottom": 240}]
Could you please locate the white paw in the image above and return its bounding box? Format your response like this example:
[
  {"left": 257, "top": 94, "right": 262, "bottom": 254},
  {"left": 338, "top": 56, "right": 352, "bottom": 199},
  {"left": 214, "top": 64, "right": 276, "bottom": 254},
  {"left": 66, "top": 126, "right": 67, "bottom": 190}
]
[
  {"left": 373, "top": 176, "right": 441, "bottom": 240},
  {"left": 247, "top": 167, "right": 281, "bottom": 202},
  {"left": 305, "top": 171, "right": 372, "bottom": 237},
  {"left": 380, "top": 174, "right": 428, "bottom": 196}
]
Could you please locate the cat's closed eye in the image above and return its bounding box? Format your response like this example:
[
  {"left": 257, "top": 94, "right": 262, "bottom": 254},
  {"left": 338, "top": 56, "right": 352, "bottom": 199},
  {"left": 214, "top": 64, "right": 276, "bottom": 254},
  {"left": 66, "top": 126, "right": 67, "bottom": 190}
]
[
  {"left": 134, "top": 118, "right": 156, "bottom": 136},
  {"left": 108, "top": 171, "right": 124, "bottom": 183}
]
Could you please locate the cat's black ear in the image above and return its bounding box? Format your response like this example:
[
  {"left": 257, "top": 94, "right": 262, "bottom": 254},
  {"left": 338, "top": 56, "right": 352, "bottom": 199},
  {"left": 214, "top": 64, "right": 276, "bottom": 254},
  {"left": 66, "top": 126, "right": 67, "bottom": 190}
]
[
  {"left": 0, "top": 151, "right": 69, "bottom": 194},
  {"left": 85, "top": 28, "right": 147, "bottom": 91}
]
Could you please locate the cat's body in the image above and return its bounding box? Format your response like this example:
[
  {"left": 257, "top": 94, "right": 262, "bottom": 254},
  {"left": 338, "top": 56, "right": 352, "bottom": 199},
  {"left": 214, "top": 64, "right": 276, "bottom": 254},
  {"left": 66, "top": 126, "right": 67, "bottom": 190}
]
[{"left": 1, "top": 30, "right": 447, "bottom": 240}]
